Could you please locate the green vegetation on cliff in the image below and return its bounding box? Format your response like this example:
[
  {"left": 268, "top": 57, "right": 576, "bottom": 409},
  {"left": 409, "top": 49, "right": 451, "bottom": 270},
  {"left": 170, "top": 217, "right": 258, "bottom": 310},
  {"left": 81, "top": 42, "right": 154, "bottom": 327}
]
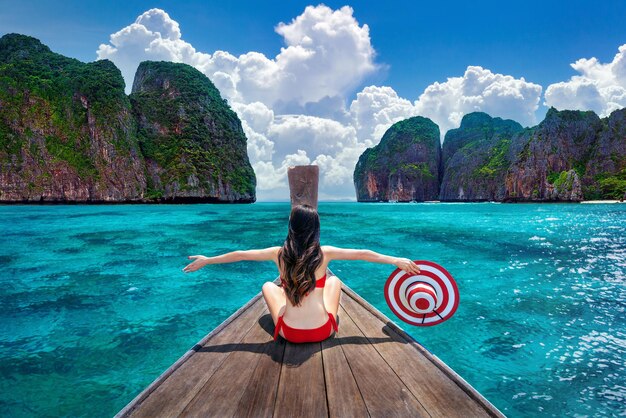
[
  {"left": 543, "top": 107, "right": 599, "bottom": 124},
  {"left": 0, "top": 34, "right": 256, "bottom": 202},
  {"left": 357, "top": 108, "right": 626, "bottom": 202},
  {"left": 439, "top": 113, "right": 523, "bottom": 201},
  {"left": 475, "top": 139, "right": 511, "bottom": 178},
  {"left": 443, "top": 112, "right": 522, "bottom": 166},
  {"left": 354, "top": 116, "right": 440, "bottom": 201},
  {"left": 597, "top": 169, "right": 626, "bottom": 199},
  {"left": 0, "top": 34, "right": 134, "bottom": 180},
  {"left": 130, "top": 61, "right": 256, "bottom": 198},
  {"left": 547, "top": 170, "right": 574, "bottom": 191},
  {"left": 391, "top": 162, "right": 434, "bottom": 179},
  {"left": 355, "top": 117, "right": 439, "bottom": 176}
]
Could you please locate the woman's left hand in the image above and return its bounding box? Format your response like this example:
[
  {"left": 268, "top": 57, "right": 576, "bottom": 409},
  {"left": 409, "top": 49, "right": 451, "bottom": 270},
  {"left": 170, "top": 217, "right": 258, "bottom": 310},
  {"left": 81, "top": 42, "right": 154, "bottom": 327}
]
[
  {"left": 393, "top": 257, "right": 421, "bottom": 274},
  {"left": 183, "top": 255, "right": 209, "bottom": 273}
]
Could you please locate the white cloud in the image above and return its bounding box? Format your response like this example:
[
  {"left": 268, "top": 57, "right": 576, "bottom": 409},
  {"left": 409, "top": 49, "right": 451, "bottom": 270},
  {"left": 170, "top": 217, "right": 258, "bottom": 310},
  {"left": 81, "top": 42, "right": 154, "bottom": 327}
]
[
  {"left": 413, "top": 66, "right": 542, "bottom": 136},
  {"left": 349, "top": 85, "right": 417, "bottom": 144},
  {"left": 544, "top": 44, "right": 626, "bottom": 116},
  {"left": 135, "top": 8, "right": 181, "bottom": 40},
  {"left": 97, "top": 7, "right": 549, "bottom": 201},
  {"left": 231, "top": 101, "right": 275, "bottom": 136},
  {"left": 270, "top": 5, "right": 377, "bottom": 106},
  {"left": 267, "top": 115, "right": 357, "bottom": 160},
  {"left": 247, "top": 114, "right": 365, "bottom": 199},
  {"left": 97, "top": 6, "right": 381, "bottom": 201},
  {"left": 242, "top": 121, "right": 275, "bottom": 163},
  {"left": 348, "top": 68, "right": 542, "bottom": 144},
  {"left": 252, "top": 150, "right": 312, "bottom": 201},
  {"left": 97, "top": 9, "right": 209, "bottom": 93},
  {"left": 98, "top": 5, "right": 376, "bottom": 107}
]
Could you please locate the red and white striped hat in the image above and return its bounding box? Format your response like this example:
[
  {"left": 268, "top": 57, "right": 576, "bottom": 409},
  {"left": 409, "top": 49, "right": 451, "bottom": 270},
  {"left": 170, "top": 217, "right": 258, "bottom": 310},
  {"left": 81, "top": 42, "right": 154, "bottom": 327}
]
[{"left": 384, "top": 260, "right": 459, "bottom": 326}]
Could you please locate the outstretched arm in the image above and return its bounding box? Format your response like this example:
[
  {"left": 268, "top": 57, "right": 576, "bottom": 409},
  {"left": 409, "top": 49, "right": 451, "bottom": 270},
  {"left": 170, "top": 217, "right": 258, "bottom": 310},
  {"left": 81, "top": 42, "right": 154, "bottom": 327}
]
[
  {"left": 323, "top": 245, "right": 420, "bottom": 274},
  {"left": 183, "top": 246, "right": 280, "bottom": 273}
]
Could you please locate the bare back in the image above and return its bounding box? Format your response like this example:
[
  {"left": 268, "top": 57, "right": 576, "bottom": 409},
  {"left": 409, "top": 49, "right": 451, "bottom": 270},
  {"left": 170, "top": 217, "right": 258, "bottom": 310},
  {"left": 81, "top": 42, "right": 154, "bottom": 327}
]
[{"left": 273, "top": 246, "right": 332, "bottom": 328}]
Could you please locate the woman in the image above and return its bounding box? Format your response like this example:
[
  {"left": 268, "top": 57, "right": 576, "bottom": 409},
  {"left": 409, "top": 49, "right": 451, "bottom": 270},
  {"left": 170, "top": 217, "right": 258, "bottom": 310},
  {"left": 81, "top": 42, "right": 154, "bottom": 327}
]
[{"left": 182, "top": 204, "right": 420, "bottom": 343}]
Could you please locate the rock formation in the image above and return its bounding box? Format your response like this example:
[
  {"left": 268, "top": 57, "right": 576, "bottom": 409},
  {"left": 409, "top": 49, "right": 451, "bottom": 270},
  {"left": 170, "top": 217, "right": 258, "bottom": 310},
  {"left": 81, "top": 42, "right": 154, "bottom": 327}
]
[
  {"left": 354, "top": 117, "right": 441, "bottom": 202},
  {"left": 354, "top": 109, "right": 626, "bottom": 202},
  {"left": 439, "top": 112, "right": 523, "bottom": 201},
  {"left": 582, "top": 108, "right": 626, "bottom": 200},
  {"left": 0, "top": 34, "right": 256, "bottom": 203},
  {"left": 131, "top": 61, "right": 256, "bottom": 202},
  {"left": 504, "top": 108, "right": 601, "bottom": 201},
  {"left": 0, "top": 34, "right": 146, "bottom": 202}
]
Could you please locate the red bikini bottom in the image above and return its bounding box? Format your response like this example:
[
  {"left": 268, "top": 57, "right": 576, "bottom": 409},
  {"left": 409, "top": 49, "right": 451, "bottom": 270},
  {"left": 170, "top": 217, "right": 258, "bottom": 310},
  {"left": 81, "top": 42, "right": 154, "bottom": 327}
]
[{"left": 273, "top": 313, "right": 338, "bottom": 343}]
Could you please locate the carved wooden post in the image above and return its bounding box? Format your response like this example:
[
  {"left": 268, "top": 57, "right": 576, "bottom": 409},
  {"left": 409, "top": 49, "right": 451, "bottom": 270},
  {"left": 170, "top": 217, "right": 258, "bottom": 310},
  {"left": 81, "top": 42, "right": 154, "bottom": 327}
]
[{"left": 288, "top": 165, "right": 319, "bottom": 210}]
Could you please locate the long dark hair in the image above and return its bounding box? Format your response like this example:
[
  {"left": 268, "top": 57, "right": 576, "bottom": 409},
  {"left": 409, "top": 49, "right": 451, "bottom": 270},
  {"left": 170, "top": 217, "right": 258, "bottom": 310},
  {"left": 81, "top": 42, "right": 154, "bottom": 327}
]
[{"left": 278, "top": 204, "right": 323, "bottom": 306}]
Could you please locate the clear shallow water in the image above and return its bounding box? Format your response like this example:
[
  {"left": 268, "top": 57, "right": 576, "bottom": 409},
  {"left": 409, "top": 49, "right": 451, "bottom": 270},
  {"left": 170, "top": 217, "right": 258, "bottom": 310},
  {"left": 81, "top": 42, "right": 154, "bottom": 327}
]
[{"left": 1, "top": 202, "right": 625, "bottom": 417}]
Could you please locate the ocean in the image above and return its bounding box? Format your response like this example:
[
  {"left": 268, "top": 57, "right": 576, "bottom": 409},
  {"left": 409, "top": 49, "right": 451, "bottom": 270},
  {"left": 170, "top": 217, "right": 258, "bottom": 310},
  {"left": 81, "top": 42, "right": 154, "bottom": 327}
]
[{"left": 1, "top": 202, "right": 624, "bottom": 417}]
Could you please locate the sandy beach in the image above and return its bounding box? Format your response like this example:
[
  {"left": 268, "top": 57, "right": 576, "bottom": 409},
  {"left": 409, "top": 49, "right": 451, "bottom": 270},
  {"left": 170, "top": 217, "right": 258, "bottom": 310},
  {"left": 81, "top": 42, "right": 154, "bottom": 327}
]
[{"left": 581, "top": 200, "right": 626, "bottom": 204}]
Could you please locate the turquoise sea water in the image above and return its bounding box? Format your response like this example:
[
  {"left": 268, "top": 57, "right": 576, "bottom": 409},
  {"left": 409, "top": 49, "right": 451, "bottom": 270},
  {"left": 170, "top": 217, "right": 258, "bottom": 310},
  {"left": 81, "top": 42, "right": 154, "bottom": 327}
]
[{"left": 1, "top": 202, "right": 625, "bottom": 417}]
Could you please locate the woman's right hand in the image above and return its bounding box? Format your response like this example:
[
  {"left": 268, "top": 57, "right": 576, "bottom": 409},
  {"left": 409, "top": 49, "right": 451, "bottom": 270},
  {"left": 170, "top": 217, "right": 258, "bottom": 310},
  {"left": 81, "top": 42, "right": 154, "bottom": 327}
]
[
  {"left": 393, "top": 257, "right": 421, "bottom": 274},
  {"left": 183, "top": 255, "right": 209, "bottom": 273}
]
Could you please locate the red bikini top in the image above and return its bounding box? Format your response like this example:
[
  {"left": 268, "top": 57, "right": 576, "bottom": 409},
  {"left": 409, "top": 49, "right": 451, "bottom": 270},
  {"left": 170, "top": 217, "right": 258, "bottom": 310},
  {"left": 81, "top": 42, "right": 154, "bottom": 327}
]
[{"left": 280, "top": 273, "right": 327, "bottom": 289}]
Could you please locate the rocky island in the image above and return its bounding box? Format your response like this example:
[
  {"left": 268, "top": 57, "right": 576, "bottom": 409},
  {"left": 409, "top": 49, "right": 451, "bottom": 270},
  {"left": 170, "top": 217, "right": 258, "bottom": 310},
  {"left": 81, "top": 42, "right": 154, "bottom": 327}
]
[
  {"left": 354, "top": 109, "right": 626, "bottom": 202},
  {"left": 354, "top": 116, "right": 441, "bottom": 202},
  {"left": 0, "top": 34, "right": 256, "bottom": 203}
]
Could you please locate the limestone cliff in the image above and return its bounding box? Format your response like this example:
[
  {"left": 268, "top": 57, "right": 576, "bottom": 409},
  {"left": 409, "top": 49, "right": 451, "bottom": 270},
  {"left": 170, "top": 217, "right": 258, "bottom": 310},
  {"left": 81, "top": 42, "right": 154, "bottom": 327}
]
[
  {"left": 439, "top": 112, "right": 523, "bottom": 201},
  {"left": 504, "top": 109, "right": 602, "bottom": 201},
  {"left": 354, "top": 108, "right": 626, "bottom": 202},
  {"left": 353, "top": 117, "right": 440, "bottom": 201},
  {"left": 0, "top": 34, "right": 146, "bottom": 202},
  {"left": 130, "top": 61, "right": 256, "bottom": 202},
  {"left": 582, "top": 108, "right": 626, "bottom": 200},
  {"left": 0, "top": 34, "right": 256, "bottom": 203}
]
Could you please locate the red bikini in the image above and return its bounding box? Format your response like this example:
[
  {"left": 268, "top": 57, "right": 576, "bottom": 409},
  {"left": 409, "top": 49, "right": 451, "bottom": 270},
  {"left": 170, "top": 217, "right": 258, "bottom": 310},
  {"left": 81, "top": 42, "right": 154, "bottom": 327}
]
[{"left": 274, "top": 273, "right": 338, "bottom": 343}]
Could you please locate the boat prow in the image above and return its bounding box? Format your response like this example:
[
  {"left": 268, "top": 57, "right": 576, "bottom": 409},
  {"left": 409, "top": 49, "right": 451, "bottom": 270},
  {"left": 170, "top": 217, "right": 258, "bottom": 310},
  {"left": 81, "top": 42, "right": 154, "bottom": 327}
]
[{"left": 116, "top": 270, "right": 505, "bottom": 417}]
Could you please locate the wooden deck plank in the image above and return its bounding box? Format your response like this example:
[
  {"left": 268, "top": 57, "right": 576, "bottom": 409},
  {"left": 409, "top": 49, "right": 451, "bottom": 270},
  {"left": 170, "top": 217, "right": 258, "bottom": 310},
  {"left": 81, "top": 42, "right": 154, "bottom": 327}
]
[
  {"left": 340, "top": 284, "right": 505, "bottom": 418},
  {"left": 178, "top": 307, "right": 278, "bottom": 417},
  {"left": 233, "top": 315, "right": 287, "bottom": 418},
  {"left": 342, "top": 291, "right": 492, "bottom": 418},
  {"left": 321, "top": 318, "right": 370, "bottom": 418},
  {"left": 117, "top": 277, "right": 505, "bottom": 418},
  {"left": 335, "top": 304, "right": 430, "bottom": 418},
  {"left": 274, "top": 341, "right": 328, "bottom": 418},
  {"left": 124, "top": 296, "right": 266, "bottom": 418}
]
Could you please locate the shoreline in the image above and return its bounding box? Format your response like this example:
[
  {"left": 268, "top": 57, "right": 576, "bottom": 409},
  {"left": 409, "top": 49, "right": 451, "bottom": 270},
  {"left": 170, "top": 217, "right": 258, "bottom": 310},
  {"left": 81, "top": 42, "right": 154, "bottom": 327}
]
[
  {"left": 1, "top": 199, "right": 625, "bottom": 205},
  {"left": 0, "top": 198, "right": 256, "bottom": 205},
  {"left": 355, "top": 199, "right": 626, "bottom": 204},
  {"left": 580, "top": 200, "right": 625, "bottom": 204}
]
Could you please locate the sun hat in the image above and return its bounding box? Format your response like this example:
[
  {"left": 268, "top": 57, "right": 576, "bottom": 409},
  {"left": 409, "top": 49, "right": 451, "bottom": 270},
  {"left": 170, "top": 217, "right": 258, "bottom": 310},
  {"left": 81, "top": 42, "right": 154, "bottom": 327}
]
[{"left": 384, "top": 260, "right": 459, "bottom": 326}]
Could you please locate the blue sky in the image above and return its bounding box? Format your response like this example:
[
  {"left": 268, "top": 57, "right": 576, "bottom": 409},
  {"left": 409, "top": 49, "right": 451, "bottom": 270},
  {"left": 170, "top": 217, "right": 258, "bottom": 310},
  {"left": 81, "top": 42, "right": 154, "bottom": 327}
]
[
  {"left": 2, "top": 0, "right": 624, "bottom": 104},
  {"left": 2, "top": 1, "right": 625, "bottom": 200}
]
